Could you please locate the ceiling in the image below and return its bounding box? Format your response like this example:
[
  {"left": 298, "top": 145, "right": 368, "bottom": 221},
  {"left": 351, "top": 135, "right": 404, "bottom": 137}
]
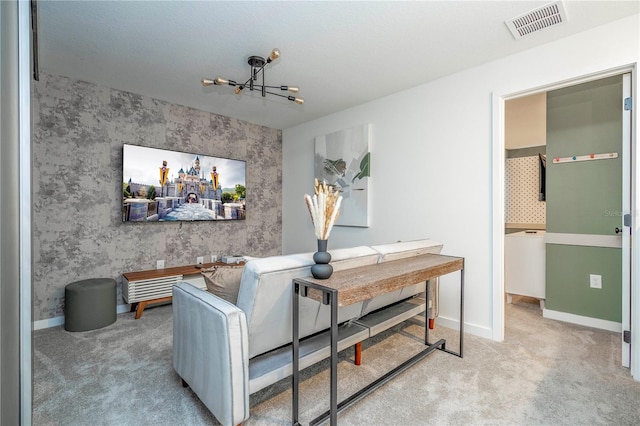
[{"left": 37, "top": 1, "right": 639, "bottom": 130}]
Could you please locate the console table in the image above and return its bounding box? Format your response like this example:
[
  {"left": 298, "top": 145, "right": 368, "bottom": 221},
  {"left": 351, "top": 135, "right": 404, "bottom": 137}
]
[
  {"left": 292, "top": 253, "right": 464, "bottom": 425},
  {"left": 123, "top": 262, "right": 243, "bottom": 319}
]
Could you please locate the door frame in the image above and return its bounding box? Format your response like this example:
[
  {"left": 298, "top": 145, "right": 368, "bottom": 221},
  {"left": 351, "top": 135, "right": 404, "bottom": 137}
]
[{"left": 491, "top": 65, "right": 638, "bottom": 377}]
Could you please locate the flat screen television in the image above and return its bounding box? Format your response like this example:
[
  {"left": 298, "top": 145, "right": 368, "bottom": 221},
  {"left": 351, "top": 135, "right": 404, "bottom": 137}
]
[{"left": 122, "top": 144, "right": 246, "bottom": 222}]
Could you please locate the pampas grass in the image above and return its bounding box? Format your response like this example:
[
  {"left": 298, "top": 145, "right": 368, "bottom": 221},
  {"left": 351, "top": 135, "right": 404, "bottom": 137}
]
[{"left": 304, "top": 178, "right": 343, "bottom": 240}]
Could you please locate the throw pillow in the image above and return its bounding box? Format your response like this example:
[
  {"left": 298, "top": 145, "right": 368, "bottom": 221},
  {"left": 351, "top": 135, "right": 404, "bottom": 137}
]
[{"left": 201, "top": 265, "right": 244, "bottom": 304}]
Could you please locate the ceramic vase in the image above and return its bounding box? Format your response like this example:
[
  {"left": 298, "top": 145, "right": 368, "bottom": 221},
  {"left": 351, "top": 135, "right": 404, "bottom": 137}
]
[{"left": 311, "top": 239, "right": 333, "bottom": 279}]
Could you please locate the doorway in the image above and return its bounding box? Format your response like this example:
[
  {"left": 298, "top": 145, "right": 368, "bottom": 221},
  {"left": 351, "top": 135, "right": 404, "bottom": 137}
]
[{"left": 492, "top": 68, "right": 634, "bottom": 373}]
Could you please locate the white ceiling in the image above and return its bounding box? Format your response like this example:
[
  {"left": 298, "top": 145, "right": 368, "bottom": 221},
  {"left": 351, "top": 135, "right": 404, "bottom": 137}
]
[{"left": 38, "top": 1, "right": 639, "bottom": 130}]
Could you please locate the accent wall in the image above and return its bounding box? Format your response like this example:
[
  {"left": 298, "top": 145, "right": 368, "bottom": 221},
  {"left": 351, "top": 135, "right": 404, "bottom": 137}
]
[{"left": 32, "top": 73, "right": 283, "bottom": 323}]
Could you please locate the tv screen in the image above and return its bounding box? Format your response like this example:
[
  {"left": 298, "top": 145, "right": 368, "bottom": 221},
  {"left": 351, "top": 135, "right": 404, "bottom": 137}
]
[{"left": 122, "top": 144, "right": 246, "bottom": 222}]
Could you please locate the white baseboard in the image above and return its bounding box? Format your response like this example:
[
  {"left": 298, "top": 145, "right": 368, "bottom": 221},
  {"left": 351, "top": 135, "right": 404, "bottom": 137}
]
[
  {"left": 33, "top": 304, "right": 131, "bottom": 331},
  {"left": 543, "top": 308, "right": 622, "bottom": 332},
  {"left": 34, "top": 304, "right": 495, "bottom": 341},
  {"left": 436, "top": 315, "right": 493, "bottom": 340}
]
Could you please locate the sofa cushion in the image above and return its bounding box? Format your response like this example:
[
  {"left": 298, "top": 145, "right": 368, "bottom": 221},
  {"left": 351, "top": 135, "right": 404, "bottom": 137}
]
[
  {"left": 361, "top": 239, "right": 444, "bottom": 315},
  {"left": 371, "top": 239, "right": 443, "bottom": 262},
  {"left": 237, "top": 246, "right": 380, "bottom": 359},
  {"left": 202, "top": 265, "right": 245, "bottom": 304}
]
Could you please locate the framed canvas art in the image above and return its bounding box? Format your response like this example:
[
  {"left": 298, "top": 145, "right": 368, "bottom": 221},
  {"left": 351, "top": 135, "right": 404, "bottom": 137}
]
[{"left": 314, "top": 124, "right": 371, "bottom": 227}]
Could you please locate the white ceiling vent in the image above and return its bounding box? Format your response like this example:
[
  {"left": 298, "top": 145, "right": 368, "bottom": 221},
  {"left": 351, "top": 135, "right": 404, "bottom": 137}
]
[{"left": 505, "top": 1, "right": 567, "bottom": 39}]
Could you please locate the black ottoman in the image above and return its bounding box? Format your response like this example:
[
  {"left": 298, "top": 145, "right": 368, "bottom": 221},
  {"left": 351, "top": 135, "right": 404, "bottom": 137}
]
[{"left": 64, "top": 278, "right": 117, "bottom": 332}]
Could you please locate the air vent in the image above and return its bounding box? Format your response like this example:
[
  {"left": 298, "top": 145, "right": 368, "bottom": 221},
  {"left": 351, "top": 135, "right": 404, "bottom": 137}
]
[{"left": 505, "top": 1, "right": 567, "bottom": 39}]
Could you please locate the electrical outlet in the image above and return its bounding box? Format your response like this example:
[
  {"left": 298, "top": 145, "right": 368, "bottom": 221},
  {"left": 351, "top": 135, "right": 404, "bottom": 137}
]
[
  {"left": 156, "top": 260, "right": 165, "bottom": 269},
  {"left": 196, "top": 256, "right": 204, "bottom": 265},
  {"left": 590, "top": 274, "right": 602, "bottom": 289}
]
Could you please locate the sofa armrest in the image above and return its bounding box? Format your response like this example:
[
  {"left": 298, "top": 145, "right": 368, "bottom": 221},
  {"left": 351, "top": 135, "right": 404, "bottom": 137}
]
[{"left": 172, "top": 282, "right": 249, "bottom": 426}]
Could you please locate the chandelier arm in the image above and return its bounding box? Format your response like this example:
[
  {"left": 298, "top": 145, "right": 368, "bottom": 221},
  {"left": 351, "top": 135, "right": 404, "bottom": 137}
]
[
  {"left": 261, "top": 63, "right": 266, "bottom": 97},
  {"left": 251, "top": 63, "right": 268, "bottom": 91},
  {"left": 264, "top": 91, "right": 304, "bottom": 104},
  {"left": 254, "top": 62, "right": 268, "bottom": 75},
  {"left": 263, "top": 91, "right": 288, "bottom": 99},
  {"left": 240, "top": 77, "right": 252, "bottom": 88},
  {"left": 262, "top": 85, "right": 293, "bottom": 90}
]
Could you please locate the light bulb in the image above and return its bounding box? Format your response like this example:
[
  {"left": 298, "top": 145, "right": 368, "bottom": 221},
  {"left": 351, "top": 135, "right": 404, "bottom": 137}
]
[
  {"left": 294, "top": 97, "right": 304, "bottom": 105},
  {"left": 281, "top": 85, "right": 299, "bottom": 93},
  {"left": 269, "top": 48, "right": 281, "bottom": 62},
  {"left": 201, "top": 78, "right": 215, "bottom": 86},
  {"left": 235, "top": 86, "right": 243, "bottom": 95},
  {"left": 214, "top": 77, "right": 229, "bottom": 85}
]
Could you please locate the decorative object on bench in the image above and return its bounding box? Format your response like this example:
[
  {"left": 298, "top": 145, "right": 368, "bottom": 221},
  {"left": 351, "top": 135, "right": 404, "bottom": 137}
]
[
  {"left": 304, "top": 179, "right": 343, "bottom": 279},
  {"left": 220, "top": 255, "right": 244, "bottom": 264}
]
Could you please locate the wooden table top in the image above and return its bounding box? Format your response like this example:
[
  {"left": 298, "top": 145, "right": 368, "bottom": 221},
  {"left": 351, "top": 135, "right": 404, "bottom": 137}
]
[
  {"left": 123, "top": 261, "right": 245, "bottom": 281},
  {"left": 294, "top": 254, "right": 463, "bottom": 307}
]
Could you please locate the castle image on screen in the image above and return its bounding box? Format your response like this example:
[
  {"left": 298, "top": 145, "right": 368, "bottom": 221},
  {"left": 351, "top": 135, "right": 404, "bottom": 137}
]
[{"left": 122, "top": 144, "right": 246, "bottom": 222}]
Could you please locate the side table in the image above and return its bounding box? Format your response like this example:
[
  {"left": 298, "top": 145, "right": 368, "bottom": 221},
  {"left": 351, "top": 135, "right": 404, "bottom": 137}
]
[{"left": 292, "top": 253, "right": 464, "bottom": 425}]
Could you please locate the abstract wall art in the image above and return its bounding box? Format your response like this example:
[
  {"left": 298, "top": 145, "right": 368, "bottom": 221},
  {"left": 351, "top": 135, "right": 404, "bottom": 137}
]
[{"left": 314, "top": 124, "right": 371, "bottom": 227}]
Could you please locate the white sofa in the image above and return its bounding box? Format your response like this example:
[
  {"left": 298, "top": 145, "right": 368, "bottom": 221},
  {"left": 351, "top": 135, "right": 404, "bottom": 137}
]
[{"left": 172, "top": 239, "right": 443, "bottom": 426}]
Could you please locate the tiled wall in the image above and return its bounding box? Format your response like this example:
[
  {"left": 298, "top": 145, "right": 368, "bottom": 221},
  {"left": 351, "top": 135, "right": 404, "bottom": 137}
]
[
  {"left": 505, "top": 155, "right": 546, "bottom": 225},
  {"left": 31, "top": 73, "right": 282, "bottom": 321}
]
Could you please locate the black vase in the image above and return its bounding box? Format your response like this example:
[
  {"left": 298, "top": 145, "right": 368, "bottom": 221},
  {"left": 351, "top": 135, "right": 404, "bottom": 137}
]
[{"left": 311, "top": 239, "right": 333, "bottom": 279}]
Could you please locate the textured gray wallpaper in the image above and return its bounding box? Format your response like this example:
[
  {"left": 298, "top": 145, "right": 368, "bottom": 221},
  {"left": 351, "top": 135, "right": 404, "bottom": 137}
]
[{"left": 32, "top": 73, "right": 282, "bottom": 321}]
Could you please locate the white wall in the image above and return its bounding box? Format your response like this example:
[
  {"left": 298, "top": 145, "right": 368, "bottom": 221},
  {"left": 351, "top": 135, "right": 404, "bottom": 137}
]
[{"left": 283, "top": 14, "right": 640, "bottom": 339}]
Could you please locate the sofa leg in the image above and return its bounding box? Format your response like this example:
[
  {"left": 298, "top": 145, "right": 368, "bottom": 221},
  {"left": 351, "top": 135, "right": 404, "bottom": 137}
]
[{"left": 354, "top": 342, "right": 362, "bottom": 366}]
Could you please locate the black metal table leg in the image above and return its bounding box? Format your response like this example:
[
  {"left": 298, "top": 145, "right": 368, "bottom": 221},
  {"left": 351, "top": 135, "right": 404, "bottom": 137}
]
[
  {"left": 425, "top": 279, "right": 431, "bottom": 345},
  {"left": 459, "top": 265, "right": 465, "bottom": 357},
  {"left": 292, "top": 282, "right": 301, "bottom": 425},
  {"left": 329, "top": 289, "right": 338, "bottom": 426},
  {"left": 426, "top": 270, "right": 465, "bottom": 359}
]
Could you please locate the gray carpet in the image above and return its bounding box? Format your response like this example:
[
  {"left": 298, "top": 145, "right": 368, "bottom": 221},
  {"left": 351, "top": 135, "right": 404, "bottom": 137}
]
[{"left": 33, "top": 296, "right": 640, "bottom": 425}]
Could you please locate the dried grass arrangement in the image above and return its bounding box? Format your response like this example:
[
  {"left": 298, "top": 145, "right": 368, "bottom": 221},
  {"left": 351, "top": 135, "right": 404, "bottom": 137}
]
[{"left": 304, "top": 178, "right": 343, "bottom": 241}]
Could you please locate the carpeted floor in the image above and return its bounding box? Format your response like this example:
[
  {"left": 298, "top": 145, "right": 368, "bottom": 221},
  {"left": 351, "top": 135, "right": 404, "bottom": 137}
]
[{"left": 33, "top": 296, "right": 640, "bottom": 425}]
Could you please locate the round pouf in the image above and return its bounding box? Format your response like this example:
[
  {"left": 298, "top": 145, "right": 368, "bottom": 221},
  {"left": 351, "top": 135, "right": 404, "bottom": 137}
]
[{"left": 64, "top": 278, "right": 116, "bottom": 332}]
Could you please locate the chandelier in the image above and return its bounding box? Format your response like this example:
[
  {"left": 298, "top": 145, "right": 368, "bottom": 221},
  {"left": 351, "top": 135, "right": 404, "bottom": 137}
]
[{"left": 201, "top": 48, "right": 304, "bottom": 105}]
